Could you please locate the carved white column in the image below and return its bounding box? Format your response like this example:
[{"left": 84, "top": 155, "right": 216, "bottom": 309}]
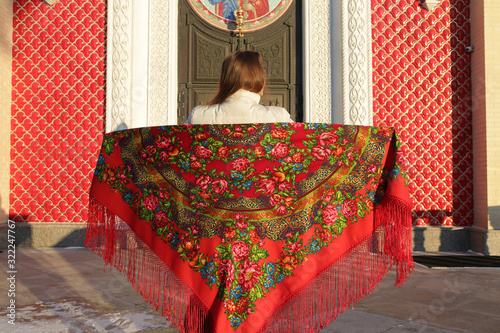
[
  {"left": 303, "top": 0, "right": 332, "bottom": 123},
  {"left": 106, "top": 0, "right": 177, "bottom": 132},
  {"left": 304, "top": 0, "right": 373, "bottom": 126}
]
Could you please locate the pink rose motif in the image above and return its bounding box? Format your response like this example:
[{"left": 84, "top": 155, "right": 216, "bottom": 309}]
[
  {"left": 153, "top": 211, "right": 169, "bottom": 228},
  {"left": 232, "top": 157, "right": 250, "bottom": 171},
  {"left": 269, "top": 194, "right": 283, "bottom": 206},
  {"left": 276, "top": 205, "right": 287, "bottom": 215},
  {"left": 278, "top": 181, "right": 292, "bottom": 192},
  {"left": 232, "top": 241, "right": 250, "bottom": 261},
  {"left": 247, "top": 127, "right": 256, "bottom": 134},
  {"left": 287, "top": 241, "right": 303, "bottom": 253},
  {"left": 146, "top": 145, "right": 156, "bottom": 155},
  {"left": 271, "top": 142, "right": 290, "bottom": 159},
  {"left": 196, "top": 175, "right": 212, "bottom": 191},
  {"left": 143, "top": 194, "right": 159, "bottom": 211},
  {"left": 156, "top": 136, "right": 171, "bottom": 149},
  {"left": 346, "top": 150, "right": 356, "bottom": 161},
  {"left": 341, "top": 199, "right": 357, "bottom": 218},
  {"left": 368, "top": 164, "right": 378, "bottom": 174},
  {"left": 159, "top": 151, "right": 169, "bottom": 162},
  {"left": 236, "top": 218, "right": 248, "bottom": 230},
  {"left": 312, "top": 146, "right": 330, "bottom": 161},
  {"left": 212, "top": 178, "right": 229, "bottom": 194},
  {"left": 318, "top": 132, "right": 339, "bottom": 146},
  {"left": 194, "top": 145, "right": 213, "bottom": 159},
  {"left": 322, "top": 204, "right": 338, "bottom": 225},
  {"left": 238, "top": 260, "right": 262, "bottom": 291},
  {"left": 258, "top": 178, "right": 276, "bottom": 196}
]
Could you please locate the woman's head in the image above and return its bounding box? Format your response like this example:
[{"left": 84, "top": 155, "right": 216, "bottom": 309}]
[{"left": 209, "top": 50, "right": 266, "bottom": 105}]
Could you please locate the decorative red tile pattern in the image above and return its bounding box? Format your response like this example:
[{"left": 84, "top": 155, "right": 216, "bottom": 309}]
[
  {"left": 372, "top": 0, "right": 473, "bottom": 226},
  {"left": 10, "top": 0, "right": 106, "bottom": 223}
]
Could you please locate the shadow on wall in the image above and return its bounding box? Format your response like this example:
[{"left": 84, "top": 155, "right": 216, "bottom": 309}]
[
  {"left": 413, "top": 210, "right": 471, "bottom": 252},
  {"left": 487, "top": 206, "right": 500, "bottom": 230},
  {"left": 4, "top": 191, "right": 87, "bottom": 248}
]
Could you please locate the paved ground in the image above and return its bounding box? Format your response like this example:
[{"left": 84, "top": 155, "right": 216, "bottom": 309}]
[{"left": 0, "top": 248, "right": 499, "bottom": 333}]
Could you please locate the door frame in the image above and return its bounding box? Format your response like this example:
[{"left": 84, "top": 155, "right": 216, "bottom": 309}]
[{"left": 105, "top": 0, "right": 373, "bottom": 131}]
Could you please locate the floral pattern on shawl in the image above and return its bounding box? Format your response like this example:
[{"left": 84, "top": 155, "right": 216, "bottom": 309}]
[{"left": 94, "top": 123, "right": 407, "bottom": 329}]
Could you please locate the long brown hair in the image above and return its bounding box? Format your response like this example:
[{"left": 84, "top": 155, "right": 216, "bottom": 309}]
[{"left": 208, "top": 50, "right": 266, "bottom": 105}]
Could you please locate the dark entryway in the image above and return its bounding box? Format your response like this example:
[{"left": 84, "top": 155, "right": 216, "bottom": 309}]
[{"left": 178, "top": 0, "right": 303, "bottom": 124}]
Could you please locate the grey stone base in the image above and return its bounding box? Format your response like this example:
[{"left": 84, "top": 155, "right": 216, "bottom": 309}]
[
  {"left": 0, "top": 222, "right": 87, "bottom": 249},
  {"left": 412, "top": 226, "right": 471, "bottom": 253},
  {"left": 470, "top": 227, "right": 500, "bottom": 255}
]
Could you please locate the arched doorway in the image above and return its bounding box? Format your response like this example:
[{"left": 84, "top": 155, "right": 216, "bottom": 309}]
[{"left": 177, "top": 0, "right": 303, "bottom": 124}]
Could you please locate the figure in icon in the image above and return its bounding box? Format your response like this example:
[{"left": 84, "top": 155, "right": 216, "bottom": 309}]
[{"left": 209, "top": 0, "right": 270, "bottom": 21}]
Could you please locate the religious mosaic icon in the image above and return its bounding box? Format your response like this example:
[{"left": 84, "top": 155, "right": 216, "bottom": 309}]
[{"left": 187, "top": 0, "right": 293, "bottom": 32}]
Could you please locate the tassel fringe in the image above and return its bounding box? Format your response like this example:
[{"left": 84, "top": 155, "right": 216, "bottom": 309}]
[
  {"left": 85, "top": 198, "right": 211, "bottom": 333},
  {"left": 86, "top": 193, "right": 413, "bottom": 333},
  {"left": 258, "top": 194, "right": 414, "bottom": 332}
]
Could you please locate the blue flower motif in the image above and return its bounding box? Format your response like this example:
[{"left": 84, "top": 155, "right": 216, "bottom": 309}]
[
  {"left": 276, "top": 273, "right": 285, "bottom": 283},
  {"left": 310, "top": 239, "right": 321, "bottom": 253},
  {"left": 242, "top": 180, "right": 252, "bottom": 190},
  {"left": 94, "top": 169, "right": 99, "bottom": 176},
  {"left": 181, "top": 162, "right": 190, "bottom": 170},
  {"left": 240, "top": 231, "right": 247, "bottom": 237},
  {"left": 201, "top": 262, "right": 216, "bottom": 281},
  {"left": 267, "top": 263, "right": 276, "bottom": 275},
  {"left": 159, "top": 126, "right": 169, "bottom": 131},
  {"left": 230, "top": 286, "right": 243, "bottom": 300},
  {"left": 122, "top": 191, "right": 133, "bottom": 204},
  {"left": 231, "top": 173, "right": 243, "bottom": 181},
  {"left": 264, "top": 277, "right": 274, "bottom": 288},
  {"left": 293, "top": 163, "right": 304, "bottom": 171},
  {"left": 232, "top": 153, "right": 239, "bottom": 159},
  {"left": 265, "top": 144, "right": 273, "bottom": 152},
  {"left": 367, "top": 190, "right": 375, "bottom": 200},
  {"left": 171, "top": 232, "right": 180, "bottom": 248},
  {"left": 230, "top": 317, "right": 242, "bottom": 328},
  {"left": 97, "top": 155, "right": 105, "bottom": 165},
  {"left": 390, "top": 168, "right": 401, "bottom": 177}
]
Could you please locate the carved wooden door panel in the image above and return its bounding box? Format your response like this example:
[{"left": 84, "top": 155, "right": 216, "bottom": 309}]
[{"left": 178, "top": 0, "right": 302, "bottom": 124}]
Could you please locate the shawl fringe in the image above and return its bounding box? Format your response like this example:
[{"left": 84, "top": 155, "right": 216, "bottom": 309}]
[
  {"left": 259, "top": 193, "right": 414, "bottom": 332},
  {"left": 86, "top": 193, "right": 413, "bottom": 333},
  {"left": 85, "top": 198, "right": 212, "bottom": 333}
]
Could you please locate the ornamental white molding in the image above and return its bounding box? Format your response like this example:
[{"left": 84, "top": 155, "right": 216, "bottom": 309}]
[
  {"left": 148, "top": 0, "right": 178, "bottom": 127},
  {"left": 106, "top": 0, "right": 177, "bottom": 132},
  {"left": 304, "top": 0, "right": 372, "bottom": 125},
  {"left": 106, "top": 0, "right": 132, "bottom": 132},
  {"left": 303, "top": 0, "right": 332, "bottom": 123},
  {"left": 342, "top": 0, "right": 373, "bottom": 126}
]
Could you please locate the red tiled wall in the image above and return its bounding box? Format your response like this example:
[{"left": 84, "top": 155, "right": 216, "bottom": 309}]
[
  {"left": 10, "top": 0, "right": 105, "bottom": 223},
  {"left": 372, "top": 0, "right": 473, "bottom": 226}
]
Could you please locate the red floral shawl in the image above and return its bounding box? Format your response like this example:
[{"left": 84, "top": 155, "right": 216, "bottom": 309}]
[{"left": 85, "top": 123, "right": 413, "bottom": 333}]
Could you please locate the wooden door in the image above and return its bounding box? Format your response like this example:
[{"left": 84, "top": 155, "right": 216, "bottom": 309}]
[{"left": 178, "top": 0, "right": 302, "bottom": 124}]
